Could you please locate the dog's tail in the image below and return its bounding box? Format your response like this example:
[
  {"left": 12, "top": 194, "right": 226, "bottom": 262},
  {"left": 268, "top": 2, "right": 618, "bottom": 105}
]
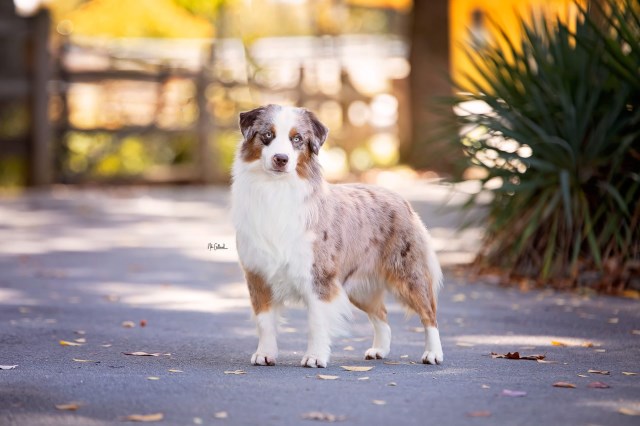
[{"left": 423, "top": 227, "right": 444, "bottom": 297}]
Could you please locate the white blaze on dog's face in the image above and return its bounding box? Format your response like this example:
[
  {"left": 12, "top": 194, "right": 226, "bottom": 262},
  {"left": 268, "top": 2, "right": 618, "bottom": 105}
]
[{"left": 238, "top": 105, "right": 328, "bottom": 178}]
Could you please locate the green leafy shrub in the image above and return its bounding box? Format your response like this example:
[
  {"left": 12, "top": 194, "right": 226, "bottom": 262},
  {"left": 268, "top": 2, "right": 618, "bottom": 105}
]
[{"left": 451, "top": 0, "right": 640, "bottom": 291}]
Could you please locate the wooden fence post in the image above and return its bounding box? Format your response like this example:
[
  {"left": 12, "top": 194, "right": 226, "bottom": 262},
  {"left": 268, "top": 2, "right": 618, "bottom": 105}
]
[{"left": 28, "top": 9, "right": 52, "bottom": 186}]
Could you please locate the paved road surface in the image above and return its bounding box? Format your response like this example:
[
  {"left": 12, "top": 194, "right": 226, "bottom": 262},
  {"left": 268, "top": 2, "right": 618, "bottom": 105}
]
[{"left": 0, "top": 184, "right": 638, "bottom": 425}]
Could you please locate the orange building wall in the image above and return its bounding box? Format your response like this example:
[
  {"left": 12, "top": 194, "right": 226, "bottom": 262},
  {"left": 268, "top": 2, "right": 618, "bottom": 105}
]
[{"left": 450, "top": 0, "right": 587, "bottom": 88}]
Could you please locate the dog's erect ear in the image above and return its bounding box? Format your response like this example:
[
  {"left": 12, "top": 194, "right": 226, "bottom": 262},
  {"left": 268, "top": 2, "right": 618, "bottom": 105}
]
[
  {"left": 239, "top": 107, "right": 266, "bottom": 141},
  {"left": 305, "top": 110, "right": 329, "bottom": 155}
]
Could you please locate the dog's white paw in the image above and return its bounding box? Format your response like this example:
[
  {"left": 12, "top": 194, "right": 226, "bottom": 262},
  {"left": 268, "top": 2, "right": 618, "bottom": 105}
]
[
  {"left": 421, "top": 349, "right": 443, "bottom": 365},
  {"left": 364, "top": 347, "right": 389, "bottom": 360},
  {"left": 301, "top": 354, "right": 327, "bottom": 368},
  {"left": 251, "top": 352, "right": 277, "bottom": 366}
]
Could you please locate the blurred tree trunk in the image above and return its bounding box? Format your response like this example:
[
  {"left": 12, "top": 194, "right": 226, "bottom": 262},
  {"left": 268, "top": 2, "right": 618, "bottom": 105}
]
[{"left": 404, "top": 0, "right": 459, "bottom": 176}]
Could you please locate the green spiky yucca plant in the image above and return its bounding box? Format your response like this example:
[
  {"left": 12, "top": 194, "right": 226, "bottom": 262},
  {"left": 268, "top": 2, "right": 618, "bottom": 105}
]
[{"left": 451, "top": 0, "right": 639, "bottom": 291}]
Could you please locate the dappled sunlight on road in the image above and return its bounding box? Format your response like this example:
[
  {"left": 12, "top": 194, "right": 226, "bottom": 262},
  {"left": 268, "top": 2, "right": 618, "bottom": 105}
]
[{"left": 93, "top": 281, "right": 250, "bottom": 313}]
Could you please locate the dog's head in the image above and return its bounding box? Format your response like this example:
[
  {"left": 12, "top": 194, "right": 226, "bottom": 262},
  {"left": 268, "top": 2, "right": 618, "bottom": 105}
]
[{"left": 237, "top": 105, "right": 328, "bottom": 178}]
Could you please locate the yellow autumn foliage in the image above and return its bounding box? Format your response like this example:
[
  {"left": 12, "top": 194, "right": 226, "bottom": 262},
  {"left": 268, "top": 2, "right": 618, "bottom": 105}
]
[{"left": 64, "top": 0, "right": 213, "bottom": 38}]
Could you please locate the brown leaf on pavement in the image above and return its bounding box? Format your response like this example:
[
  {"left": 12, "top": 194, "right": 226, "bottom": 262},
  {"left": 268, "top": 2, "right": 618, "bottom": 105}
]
[
  {"left": 55, "top": 403, "right": 81, "bottom": 411},
  {"left": 122, "top": 413, "right": 164, "bottom": 422},
  {"left": 317, "top": 374, "right": 339, "bottom": 380},
  {"left": 551, "top": 340, "right": 567, "bottom": 347},
  {"left": 553, "top": 382, "right": 576, "bottom": 388},
  {"left": 122, "top": 321, "right": 135, "bottom": 328},
  {"left": 588, "top": 381, "right": 610, "bottom": 388},
  {"left": 372, "top": 400, "right": 386, "bottom": 405},
  {"left": 341, "top": 366, "right": 374, "bottom": 372},
  {"left": 122, "top": 352, "right": 170, "bottom": 357},
  {"left": 491, "top": 352, "right": 545, "bottom": 361},
  {"left": 622, "top": 372, "right": 637, "bottom": 376},
  {"left": 168, "top": 369, "right": 183, "bottom": 373},
  {"left": 302, "top": 411, "right": 346, "bottom": 422},
  {"left": 0, "top": 365, "right": 18, "bottom": 370},
  {"left": 223, "top": 370, "right": 246, "bottom": 375},
  {"left": 588, "top": 369, "right": 610, "bottom": 375},
  {"left": 618, "top": 407, "right": 640, "bottom": 416},
  {"left": 214, "top": 411, "right": 228, "bottom": 419}
]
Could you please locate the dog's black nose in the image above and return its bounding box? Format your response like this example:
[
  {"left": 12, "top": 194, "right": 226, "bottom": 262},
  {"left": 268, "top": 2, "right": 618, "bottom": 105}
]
[{"left": 273, "top": 154, "right": 289, "bottom": 168}]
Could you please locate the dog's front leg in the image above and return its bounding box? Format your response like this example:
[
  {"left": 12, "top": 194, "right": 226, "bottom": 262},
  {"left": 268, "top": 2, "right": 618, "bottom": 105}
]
[
  {"left": 301, "top": 297, "right": 332, "bottom": 368},
  {"left": 245, "top": 269, "right": 278, "bottom": 366}
]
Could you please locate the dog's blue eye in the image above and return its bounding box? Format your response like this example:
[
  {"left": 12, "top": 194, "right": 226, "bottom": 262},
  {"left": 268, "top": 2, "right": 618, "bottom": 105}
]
[
  {"left": 264, "top": 132, "right": 273, "bottom": 139},
  {"left": 292, "top": 135, "right": 301, "bottom": 143}
]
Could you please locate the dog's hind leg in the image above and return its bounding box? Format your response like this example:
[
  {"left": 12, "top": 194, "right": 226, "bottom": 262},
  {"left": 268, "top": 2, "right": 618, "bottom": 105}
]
[
  {"left": 390, "top": 275, "right": 443, "bottom": 364},
  {"left": 349, "top": 286, "right": 391, "bottom": 360}
]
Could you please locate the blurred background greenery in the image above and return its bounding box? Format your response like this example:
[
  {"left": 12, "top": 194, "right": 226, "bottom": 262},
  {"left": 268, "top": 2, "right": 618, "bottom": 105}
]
[{"left": 1, "top": 0, "right": 638, "bottom": 292}]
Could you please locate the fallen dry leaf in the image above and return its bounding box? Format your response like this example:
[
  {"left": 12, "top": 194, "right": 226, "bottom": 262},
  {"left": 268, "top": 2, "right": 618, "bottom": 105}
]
[
  {"left": 341, "top": 366, "right": 373, "bottom": 372},
  {"left": 317, "top": 374, "right": 339, "bottom": 380},
  {"left": 383, "top": 361, "right": 403, "bottom": 365},
  {"left": 0, "top": 365, "right": 18, "bottom": 370},
  {"left": 400, "top": 355, "right": 409, "bottom": 358},
  {"left": 224, "top": 370, "right": 246, "bottom": 375},
  {"left": 501, "top": 389, "right": 527, "bottom": 397},
  {"left": 59, "top": 340, "right": 83, "bottom": 347},
  {"left": 101, "top": 344, "right": 113, "bottom": 348},
  {"left": 467, "top": 411, "right": 491, "bottom": 417},
  {"left": 622, "top": 289, "right": 640, "bottom": 299},
  {"left": 140, "top": 320, "right": 147, "bottom": 327},
  {"left": 456, "top": 342, "right": 475, "bottom": 347},
  {"left": 491, "top": 352, "right": 545, "bottom": 361},
  {"left": 214, "top": 411, "right": 228, "bottom": 419},
  {"left": 372, "top": 400, "right": 386, "bottom": 406},
  {"left": 357, "top": 377, "right": 370, "bottom": 381},
  {"left": 551, "top": 340, "right": 568, "bottom": 347},
  {"left": 588, "top": 381, "right": 610, "bottom": 388},
  {"left": 122, "top": 321, "right": 136, "bottom": 328},
  {"left": 622, "top": 372, "right": 637, "bottom": 376},
  {"left": 608, "top": 318, "right": 619, "bottom": 324},
  {"left": 301, "top": 411, "right": 345, "bottom": 422},
  {"left": 74, "top": 330, "right": 86, "bottom": 335},
  {"left": 72, "top": 358, "right": 95, "bottom": 363},
  {"left": 588, "top": 369, "right": 610, "bottom": 375},
  {"left": 577, "top": 374, "right": 588, "bottom": 378},
  {"left": 343, "top": 346, "right": 354, "bottom": 351},
  {"left": 168, "top": 369, "right": 183, "bottom": 373},
  {"left": 481, "top": 384, "right": 490, "bottom": 389},
  {"left": 122, "top": 352, "right": 170, "bottom": 357},
  {"left": 74, "top": 338, "right": 86, "bottom": 343},
  {"left": 632, "top": 330, "right": 640, "bottom": 335},
  {"left": 581, "top": 342, "right": 595, "bottom": 348},
  {"left": 553, "top": 382, "right": 576, "bottom": 388},
  {"left": 55, "top": 403, "right": 80, "bottom": 411},
  {"left": 618, "top": 407, "right": 640, "bottom": 416},
  {"left": 387, "top": 382, "right": 397, "bottom": 386},
  {"left": 536, "top": 359, "right": 559, "bottom": 364},
  {"left": 193, "top": 417, "right": 203, "bottom": 425},
  {"left": 122, "top": 413, "right": 164, "bottom": 422},
  {"left": 146, "top": 376, "right": 160, "bottom": 380}
]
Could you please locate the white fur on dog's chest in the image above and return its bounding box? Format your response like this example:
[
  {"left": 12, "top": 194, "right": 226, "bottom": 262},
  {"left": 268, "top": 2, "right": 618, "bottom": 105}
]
[{"left": 231, "top": 171, "right": 317, "bottom": 302}]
